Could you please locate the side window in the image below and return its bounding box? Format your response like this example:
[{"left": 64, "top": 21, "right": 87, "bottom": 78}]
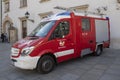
[
  {"left": 82, "top": 18, "right": 90, "bottom": 31},
  {"left": 51, "top": 21, "right": 70, "bottom": 39}
]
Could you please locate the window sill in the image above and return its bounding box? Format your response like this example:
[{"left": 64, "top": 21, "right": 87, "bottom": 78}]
[
  {"left": 19, "top": 6, "right": 27, "bottom": 9},
  {"left": 40, "top": 0, "right": 50, "bottom": 3}
]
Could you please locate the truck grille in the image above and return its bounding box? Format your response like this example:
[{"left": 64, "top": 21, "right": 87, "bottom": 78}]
[{"left": 11, "top": 48, "right": 20, "bottom": 56}]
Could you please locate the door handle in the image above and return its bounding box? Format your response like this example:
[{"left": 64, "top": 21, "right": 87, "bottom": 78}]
[{"left": 89, "top": 40, "right": 93, "bottom": 43}]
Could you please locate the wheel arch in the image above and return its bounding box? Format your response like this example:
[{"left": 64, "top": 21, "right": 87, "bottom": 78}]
[
  {"left": 41, "top": 53, "right": 57, "bottom": 64},
  {"left": 36, "top": 52, "right": 58, "bottom": 69},
  {"left": 95, "top": 43, "right": 103, "bottom": 51}
]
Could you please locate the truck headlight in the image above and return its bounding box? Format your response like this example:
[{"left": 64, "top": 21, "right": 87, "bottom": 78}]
[{"left": 21, "top": 46, "right": 35, "bottom": 56}]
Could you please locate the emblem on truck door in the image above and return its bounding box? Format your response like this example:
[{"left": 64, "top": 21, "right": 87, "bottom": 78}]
[{"left": 59, "top": 40, "right": 65, "bottom": 46}]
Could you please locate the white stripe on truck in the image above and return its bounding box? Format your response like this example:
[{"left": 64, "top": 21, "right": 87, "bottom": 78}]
[{"left": 55, "top": 49, "right": 74, "bottom": 58}]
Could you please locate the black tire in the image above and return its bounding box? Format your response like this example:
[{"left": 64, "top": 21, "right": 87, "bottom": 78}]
[
  {"left": 94, "top": 45, "right": 103, "bottom": 56},
  {"left": 37, "top": 55, "right": 55, "bottom": 74}
]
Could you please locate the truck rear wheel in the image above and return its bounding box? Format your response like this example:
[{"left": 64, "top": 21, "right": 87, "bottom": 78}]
[
  {"left": 94, "top": 45, "right": 103, "bottom": 56},
  {"left": 37, "top": 55, "right": 55, "bottom": 74}
]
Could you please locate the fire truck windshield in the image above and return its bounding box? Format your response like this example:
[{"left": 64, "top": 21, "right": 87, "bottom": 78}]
[{"left": 29, "top": 21, "right": 56, "bottom": 37}]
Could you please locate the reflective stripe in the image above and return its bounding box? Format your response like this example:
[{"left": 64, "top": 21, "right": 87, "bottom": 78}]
[{"left": 55, "top": 49, "right": 74, "bottom": 58}]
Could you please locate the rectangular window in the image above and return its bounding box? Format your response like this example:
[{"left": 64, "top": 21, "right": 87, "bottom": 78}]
[
  {"left": 22, "top": 20, "right": 27, "bottom": 28},
  {"left": 21, "top": 20, "right": 27, "bottom": 38},
  {"left": 20, "top": 0, "right": 27, "bottom": 8},
  {"left": 4, "top": 2, "right": 9, "bottom": 12},
  {"left": 81, "top": 18, "right": 90, "bottom": 31}
]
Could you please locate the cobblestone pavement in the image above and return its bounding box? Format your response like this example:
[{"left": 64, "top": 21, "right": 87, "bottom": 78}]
[{"left": 0, "top": 43, "right": 120, "bottom": 80}]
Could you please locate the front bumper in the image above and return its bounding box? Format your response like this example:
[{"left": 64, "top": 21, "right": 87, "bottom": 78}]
[{"left": 11, "top": 56, "right": 40, "bottom": 70}]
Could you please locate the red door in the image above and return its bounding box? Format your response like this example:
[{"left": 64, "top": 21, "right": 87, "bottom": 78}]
[
  {"left": 48, "top": 19, "right": 74, "bottom": 62},
  {"left": 79, "top": 17, "right": 95, "bottom": 56}
]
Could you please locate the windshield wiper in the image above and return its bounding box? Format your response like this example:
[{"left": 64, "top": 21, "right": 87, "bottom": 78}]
[{"left": 28, "top": 35, "right": 38, "bottom": 37}]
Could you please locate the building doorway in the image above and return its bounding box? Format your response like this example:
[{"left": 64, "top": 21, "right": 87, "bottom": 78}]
[
  {"left": 3, "top": 21, "right": 11, "bottom": 42},
  {"left": 3, "top": 16, "right": 18, "bottom": 43}
]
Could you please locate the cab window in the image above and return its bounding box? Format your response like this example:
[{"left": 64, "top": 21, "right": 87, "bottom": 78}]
[
  {"left": 81, "top": 18, "right": 90, "bottom": 31},
  {"left": 50, "top": 21, "right": 70, "bottom": 39}
]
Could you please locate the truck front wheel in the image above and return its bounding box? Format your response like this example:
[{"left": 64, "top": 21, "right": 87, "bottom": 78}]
[{"left": 37, "top": 55, "right": 55, "bottom": 74}]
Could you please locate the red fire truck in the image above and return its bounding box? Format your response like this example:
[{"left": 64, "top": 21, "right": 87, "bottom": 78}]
[{"left": 11, "top": 11, "right": 110, "bottom": 73}]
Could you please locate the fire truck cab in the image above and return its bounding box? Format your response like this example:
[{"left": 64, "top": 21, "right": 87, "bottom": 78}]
[{"left": 11, "top": 11, "right": 110, "bottom": 73}]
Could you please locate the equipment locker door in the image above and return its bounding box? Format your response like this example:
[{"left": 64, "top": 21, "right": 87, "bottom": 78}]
[{"left": 80, "top": 18, "right": 95, "bottom": 56}]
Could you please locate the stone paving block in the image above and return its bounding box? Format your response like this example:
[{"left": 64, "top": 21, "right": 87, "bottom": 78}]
[
  {"left": 14, "top": 77, "right": 25, "bottom": 80},
  {"left": 75, "top": 63, "right": 94, "bottom": 70},
  {"left": 87, "top": 69, "right": 105, "bottom": 76},
  {"left": 93, "top": 64, "right": 109, "bottom": 70},
  {"left": 110, "top": 64, "right": 120, "bottom": 70},
  {"left": 99, "top": 74, "right": 120, "bottom": 80},
  {"left": 0, "top": 77, "right": 9, "bottom": 80},
  {"left": 114, "top": 58, "right": 120, "bottom": 65},
  {"left": 68, "top": 69, "right": 87, "bottom": 76},
  {"left": 60, "top": 73, "right": 79, "bottom": 80},
  {"left": 52, "top": 67, "right": 71, "bottom": 76},
  {"left": 105, "top": 68, "right": 120, "bottom": 76},
  {"left": 97, "top": 57, "right": 115, "bottom": 65},
  {"left": 7, "top": 74, "right": 19, "bottom": 80},
  {"left": 38, "top": 74, "right": 60, "bottom": 80},
  {"left": 0, "top": 68, "right": 14, "bottom": 77},
  {"left": 79, "top": 73, "right": 101, "bottom": 80}
]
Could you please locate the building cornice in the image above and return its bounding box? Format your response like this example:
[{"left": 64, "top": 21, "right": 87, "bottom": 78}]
[{"left": 40, "top": 0, "right": 50, "bottom": 3}]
